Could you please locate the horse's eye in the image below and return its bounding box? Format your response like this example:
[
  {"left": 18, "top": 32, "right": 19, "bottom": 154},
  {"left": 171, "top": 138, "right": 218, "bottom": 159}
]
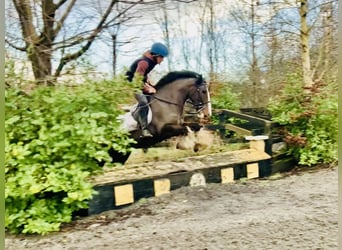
[{"left": 202, "top": 90, "right": 207, "bottom": 94}]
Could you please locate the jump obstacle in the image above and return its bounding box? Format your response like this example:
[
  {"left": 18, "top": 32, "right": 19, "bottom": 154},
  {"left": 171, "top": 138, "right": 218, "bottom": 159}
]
[{"left": 87, "top": 109, "right": 295, "bottom": 215}]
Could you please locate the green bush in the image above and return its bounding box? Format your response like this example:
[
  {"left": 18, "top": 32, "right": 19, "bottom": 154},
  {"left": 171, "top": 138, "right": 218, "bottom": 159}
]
[
  {"left": 209, "top": 82, "right": 241, "bottom": 129},
  {"left": 5, "top": 77, "right": 136, "bottom": 234},
  {"left": 211, "top": 82, "right": 240, "bottom": 110},
  {"left": 268, "top": 73, "right": 338, "bottom": 166}
]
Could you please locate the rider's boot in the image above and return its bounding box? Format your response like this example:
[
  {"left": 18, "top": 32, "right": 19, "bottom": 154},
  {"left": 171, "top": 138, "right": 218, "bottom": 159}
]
[
  {"left": 137, "top": 106, "right": 153, "bottom": 138},
  {"left": 133, "top": 93, "right": 153, "bottom": 137}
]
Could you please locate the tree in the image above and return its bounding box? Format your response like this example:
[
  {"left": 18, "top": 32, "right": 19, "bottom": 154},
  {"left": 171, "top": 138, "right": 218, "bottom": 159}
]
[
  {"left": 311, "top": 1, "right": 337, "bottom": 82},
  {"left": 7, "top": 1, "right": 95, "bottom": 84},
  {"left": 298, "top": 0, "right": 313, "bottom": 87},
  {"left": 6, "top": 0, "right": 197, "bottom": 85},
  {"left": 262, "top": 0, "right": 338, "bottom": 87},
  {"left": 230, "top": 0, "right": 265, "bottom": 107},
  {"left": 153, "top": 0, "right": 173, "bottom": 71}
]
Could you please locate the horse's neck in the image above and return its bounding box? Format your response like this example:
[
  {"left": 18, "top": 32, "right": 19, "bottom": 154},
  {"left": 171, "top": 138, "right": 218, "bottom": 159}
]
[
  {"left": 156, "top": 79, "right": 192, "bottom": 104},
  {"left": 152, "top": 79, "right": 193, "bottom": 121}
]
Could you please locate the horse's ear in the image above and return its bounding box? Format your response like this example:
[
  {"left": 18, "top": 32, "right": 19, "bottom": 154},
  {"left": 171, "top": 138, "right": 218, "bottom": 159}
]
[{"left": 195, "top": 74, "right": 204, "bottom": 85}]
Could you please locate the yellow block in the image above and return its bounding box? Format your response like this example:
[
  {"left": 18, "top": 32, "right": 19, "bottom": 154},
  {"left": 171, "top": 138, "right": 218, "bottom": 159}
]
[
  {"left": 245, "top": 135, "right": 268, "bottom": 152},
  {"left": 154, "top": 178, "right": 171, "bottom": 196},
  {"left": 221, "top": 168, "right": 234, "bottom": 183},
  {"left": 247, "top": 163, "right": 259, "bottom": 179},
  {"left": 249, "top": 140, "right": 265, "bottom": 152},
  {"left": 114, "top": 184, "right": 134, "bottom": 206}
]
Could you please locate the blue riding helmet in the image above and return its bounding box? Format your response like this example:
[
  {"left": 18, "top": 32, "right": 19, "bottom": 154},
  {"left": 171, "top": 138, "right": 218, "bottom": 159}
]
[{"left": 151, "top": 42, "right": 169, "bottom": 57}]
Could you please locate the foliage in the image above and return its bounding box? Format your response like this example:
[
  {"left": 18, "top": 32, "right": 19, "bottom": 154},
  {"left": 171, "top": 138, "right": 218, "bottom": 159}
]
[
  {"left": 268, "top": 73, "right": 337, "bottom": 166},
  {"left": 5, "top": 76, "right": 137, "bottom": 234},
  {"left": 209, "top": 81, "right": 240, "bottom": 126},
  {"left": 210, "top": 82, "right": 241, "bottom": 110},
  {"left": 5, "top": 57, "right": 28, "bottom": 88}
]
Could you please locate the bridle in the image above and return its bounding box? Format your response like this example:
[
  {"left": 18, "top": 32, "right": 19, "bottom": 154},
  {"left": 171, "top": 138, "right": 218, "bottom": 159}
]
[{"left": 186, "top": 83, "right": 211, "bottom": 112}]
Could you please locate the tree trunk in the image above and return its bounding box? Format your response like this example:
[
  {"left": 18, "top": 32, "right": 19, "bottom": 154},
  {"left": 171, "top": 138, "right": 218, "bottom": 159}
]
[
  {"left": 299, "top": 0, "right": 313, "bottom": 88},
  {"left": 112, "top": 34, "right": 117, "bottom": 77},
  {"left": 28, "top": 44, "right": 54, "bottom": 85},
  {"left": 322, "top": 2, "right": 333, "bottom": 81},
  {"left": 162, "top": 0, "right": 172, "bottom": 71},
  {"left": 250, "top": 0, "right": 261, "bottom": 107},
  {"left": 13, "top": 0, "right": 54, "bottom": 85}
]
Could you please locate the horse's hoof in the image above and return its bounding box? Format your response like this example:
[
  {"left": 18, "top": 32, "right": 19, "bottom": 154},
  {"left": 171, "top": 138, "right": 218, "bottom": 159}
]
[
  {"left": 141, "top": 129, "right": 153, "bottom": 138},
  {"left": 187, "top": 123, "right": 202, "bottom": 132}
]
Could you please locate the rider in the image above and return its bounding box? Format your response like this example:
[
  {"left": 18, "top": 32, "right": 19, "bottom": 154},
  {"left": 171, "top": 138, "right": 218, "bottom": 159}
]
[{"left": 125, "top": 42, "right": 169, "bottom": 137}]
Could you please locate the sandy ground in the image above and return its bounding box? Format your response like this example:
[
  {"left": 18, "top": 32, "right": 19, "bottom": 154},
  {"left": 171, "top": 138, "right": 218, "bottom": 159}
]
[{"left": 5, "top": 166, "right": 338, "bottom": 250}]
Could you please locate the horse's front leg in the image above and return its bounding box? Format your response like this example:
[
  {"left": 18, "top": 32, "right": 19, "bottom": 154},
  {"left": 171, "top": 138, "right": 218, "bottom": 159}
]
[
  {"left": 182, "top": 122, "right": 202, "bottom": 132},
  {"left": 160, "top": 123, "right": 189, "bottom": 138}
]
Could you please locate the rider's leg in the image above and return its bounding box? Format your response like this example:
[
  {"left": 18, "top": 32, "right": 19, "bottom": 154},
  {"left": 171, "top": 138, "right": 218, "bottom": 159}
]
[
  {"left": 134, "top": 93, "right": 153, "bottom": 137},
  {"left": 138, "top": 106, "right": 153, "bottom": 137}
]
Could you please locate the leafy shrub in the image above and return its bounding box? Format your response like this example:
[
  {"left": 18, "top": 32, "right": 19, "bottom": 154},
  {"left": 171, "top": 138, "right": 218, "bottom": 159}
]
[
  {"left": 268, "top": 73, "right": 337, "bottom": 165},
  {"left": 211, "top": 82, "right": 240, "bottom": 110},
  {"left": 210, "top": 81, "right": 241, "bottom": 127},
  {"left": 5, "top": 56, "right": 28, "bottom": 88},
  {"left": 5, "top": 77, "right": 136, "bottom": 234}
]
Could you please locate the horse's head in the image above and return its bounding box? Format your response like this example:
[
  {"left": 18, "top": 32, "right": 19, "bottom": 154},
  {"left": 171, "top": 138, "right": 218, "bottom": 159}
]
[
  {"left": 153, "top": 71, "right": 212, "bottom": 118},
  {"left": 187, "top": 76, "right": 212, "bottom": 118}
]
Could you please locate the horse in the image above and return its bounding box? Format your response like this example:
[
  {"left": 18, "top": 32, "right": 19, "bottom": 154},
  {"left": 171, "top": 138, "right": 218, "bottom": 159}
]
[{"left": 108, "top": 70, "right": 211, "bottom": 164}]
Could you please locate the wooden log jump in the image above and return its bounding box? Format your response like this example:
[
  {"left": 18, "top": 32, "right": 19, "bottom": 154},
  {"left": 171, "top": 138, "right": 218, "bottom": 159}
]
[{"left": 88, "top": 135, "right": 272, "bottom": 215}]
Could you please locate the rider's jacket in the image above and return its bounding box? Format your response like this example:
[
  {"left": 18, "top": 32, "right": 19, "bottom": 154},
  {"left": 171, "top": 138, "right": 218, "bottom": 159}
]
[{"left": 125, "top": 51, "right": 157, "bottom": 87}]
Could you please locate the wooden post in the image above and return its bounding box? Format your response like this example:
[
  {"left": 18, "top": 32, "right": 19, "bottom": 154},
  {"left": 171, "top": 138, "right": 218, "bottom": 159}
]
[
  {"left": 245, "top": 135, "right": 269, "bottom": 152},
  {"left": 245, "top": 135, "right": 271, "bottom": 178}
]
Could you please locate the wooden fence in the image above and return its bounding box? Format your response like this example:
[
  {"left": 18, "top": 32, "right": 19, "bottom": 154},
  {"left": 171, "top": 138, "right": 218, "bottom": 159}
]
[{"left": 205, "top": 108, "right": 296, "bottom": 173}]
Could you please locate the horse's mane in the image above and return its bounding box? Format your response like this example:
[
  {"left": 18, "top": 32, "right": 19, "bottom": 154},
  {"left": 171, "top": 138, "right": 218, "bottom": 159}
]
[{"left": 154, "top": 70, "right": 204, "bottom": 90}]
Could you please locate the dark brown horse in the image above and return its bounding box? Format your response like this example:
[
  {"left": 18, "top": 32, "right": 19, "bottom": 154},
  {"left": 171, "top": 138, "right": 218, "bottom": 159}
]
[{"left": 110, "top": 70, "right": 211, "bottom": 164}]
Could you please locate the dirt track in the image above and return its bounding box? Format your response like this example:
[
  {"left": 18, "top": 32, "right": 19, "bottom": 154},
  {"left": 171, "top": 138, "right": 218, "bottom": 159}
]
[{"left": 5, "top": 166, "right": 338, "bottom": 250}]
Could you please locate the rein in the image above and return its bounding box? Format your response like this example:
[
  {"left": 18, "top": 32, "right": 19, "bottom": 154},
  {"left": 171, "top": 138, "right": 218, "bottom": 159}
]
[{"left": 151, "top": 95, "right": 180, "bottom": 106}]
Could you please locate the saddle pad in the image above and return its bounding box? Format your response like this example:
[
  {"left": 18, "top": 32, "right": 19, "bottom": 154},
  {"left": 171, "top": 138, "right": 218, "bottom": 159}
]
[{"left": 117, "top": 104, "right": 152, "bottom": 132}]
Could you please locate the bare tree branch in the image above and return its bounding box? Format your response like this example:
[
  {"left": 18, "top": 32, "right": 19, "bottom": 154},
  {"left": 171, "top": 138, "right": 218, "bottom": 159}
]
[
  {"left": 53, "top": 0, "right": 77, "bottom": 40},
  {"left": 5, "top": 38, "right": 27, "bottom": 51},
  {"left": 54, "top": 0, "right": 117, "bottom": 77}
]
